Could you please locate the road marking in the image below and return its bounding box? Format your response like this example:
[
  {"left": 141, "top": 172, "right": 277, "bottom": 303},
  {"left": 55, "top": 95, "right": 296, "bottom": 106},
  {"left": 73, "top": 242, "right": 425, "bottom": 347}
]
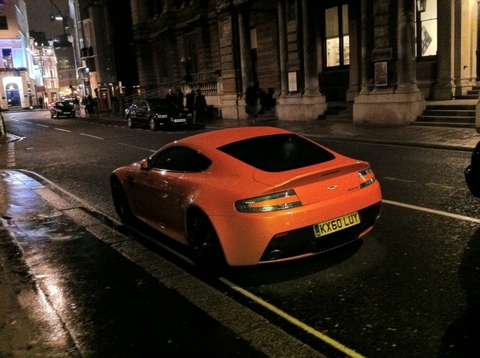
[
  {"left": 219, "top": 277, "right": 366, "bottom": 358},
  {"left": 383, "top": 199, "right": 480, "bottom": 224},
  {"left": 384, "top": 177, "right": 413, "bottom": 183},
  {"left": 118, "top": 142, "right": 156, "bottom": 152},
  {"left": 426, "top": 182, "right": 455, "bottom": 190},
  {"left": 54, "top": 128, "right": 71, "bottom": 133},
  {"left": 80, "top": 133, "right": 104, "bottom": 140},
  {"left": 37, "top": 124, "right": 49, "bottom": 128}
]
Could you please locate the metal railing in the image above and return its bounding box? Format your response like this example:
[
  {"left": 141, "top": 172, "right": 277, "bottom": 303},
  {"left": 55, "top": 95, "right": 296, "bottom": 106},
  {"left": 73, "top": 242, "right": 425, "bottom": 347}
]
[{"left": 121, "top": 71, "right": 221, "bottom": 108}]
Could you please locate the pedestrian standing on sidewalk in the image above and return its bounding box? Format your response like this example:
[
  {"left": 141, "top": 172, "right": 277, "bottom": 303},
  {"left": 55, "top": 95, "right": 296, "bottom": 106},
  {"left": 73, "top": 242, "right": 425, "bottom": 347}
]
[
  {"left": 194, "top": 89, "right": 207, "bottom": 125},
  {"left": 186, "top": 88, "right": 195, "bottom": 115},
  {"left": 85, "top": 95, "right": 94, "bottom": 117},
  {"left": 245, "top": 81, "right": 258, "bottom": 121},
  {"left": 175, "top": 87, "right": 184, "bottom": 109},
  {"left": 166, "top": 88, "right": 177, "bottom": 105}
]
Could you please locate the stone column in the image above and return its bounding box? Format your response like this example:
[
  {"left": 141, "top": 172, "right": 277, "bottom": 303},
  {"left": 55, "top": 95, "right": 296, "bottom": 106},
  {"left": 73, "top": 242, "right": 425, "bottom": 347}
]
[
  {"left": 395, "top": 0, "right": 419, "bottom": 94},
  {"left": 346, "top": 0, "right": 361, "bottom": 101},
  {"left": 238, "top": 10, "right": 252, "bottom": 94},
  {"left": 354, "top": 0, "right": 424, "bottom": 125},
  {"left": 454, "top": 0, "right": 476, "bottom": 96},
  {"left": 277, "top": 0, "right": 289, "bottom": 95},
  {"left": 432, "top": 0, "right": 454, "bottom": 99},
  {"left": 276, "top": 0, "right": 326, "bottom": 121},
  {"left": 301, "top": 0, "right": 318, "bottom": 95},
  {"left": 359, "top": 0, "right": 372, "bottom": 95}
]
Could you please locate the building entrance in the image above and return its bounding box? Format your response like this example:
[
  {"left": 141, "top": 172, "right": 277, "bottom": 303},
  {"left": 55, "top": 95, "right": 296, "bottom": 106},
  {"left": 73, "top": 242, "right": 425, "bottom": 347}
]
[{"left": 5, "top": 83, "right": 21, "bottom": 107}]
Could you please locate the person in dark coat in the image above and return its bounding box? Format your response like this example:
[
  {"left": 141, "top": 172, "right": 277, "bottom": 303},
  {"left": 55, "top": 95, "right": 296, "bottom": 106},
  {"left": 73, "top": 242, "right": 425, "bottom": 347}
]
[
  {"left": 185, "top": 88, "right": 195, "bottom": 115},
  {"left": 85, "top": 95, "right": 95, "bottom": 116},
  {"left": 175, "top": 87, "right": 184, "bottom": 109},
  {"left": 245, "top": 81, "right": 258, "bottom": 121},
  {"left": 166, "top": 88, "right": 177, "bottom": 105},
  {"left": 194, "top": 89, "right": 207, "bottom": 124}
]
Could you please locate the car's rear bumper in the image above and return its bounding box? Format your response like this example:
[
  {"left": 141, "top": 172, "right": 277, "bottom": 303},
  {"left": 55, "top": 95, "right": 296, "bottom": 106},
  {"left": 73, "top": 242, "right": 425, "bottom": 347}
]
[
  {"left": 211, "top": 183, "right": 382, "bottom": 266},
  {"left": 258, "top": 201, "right": 381, "bottom": 262}
]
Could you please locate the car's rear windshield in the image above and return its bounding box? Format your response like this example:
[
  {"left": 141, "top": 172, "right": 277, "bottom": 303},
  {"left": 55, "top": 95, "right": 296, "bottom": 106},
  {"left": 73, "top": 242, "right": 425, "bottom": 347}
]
[{"left": 218, "top": 134, "right": 335, "bottom": 172}]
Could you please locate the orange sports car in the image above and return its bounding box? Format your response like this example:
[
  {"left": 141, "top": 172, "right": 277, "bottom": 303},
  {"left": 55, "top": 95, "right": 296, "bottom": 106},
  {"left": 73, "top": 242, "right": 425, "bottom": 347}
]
[{"left": 110, "top": 127, "right": 382, "bottom": 272}]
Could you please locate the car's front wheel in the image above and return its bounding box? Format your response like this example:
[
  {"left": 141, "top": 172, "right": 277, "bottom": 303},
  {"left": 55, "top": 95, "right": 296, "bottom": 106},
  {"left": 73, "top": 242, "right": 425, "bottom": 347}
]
[
  {"left": 187, "top": 212, "right": 227, "bottom": 275},
  {"left": 111, "top": 176, "right": 134, "bottom": 223},
  {"left": 149, "top": 117, "right": 158, "bottom": 131}
]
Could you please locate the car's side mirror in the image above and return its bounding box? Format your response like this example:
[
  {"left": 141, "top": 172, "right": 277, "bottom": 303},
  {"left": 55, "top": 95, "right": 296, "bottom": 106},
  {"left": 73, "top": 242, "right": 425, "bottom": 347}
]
[{"left": 140, "top": 159, "right": 150, "bottom": 170}]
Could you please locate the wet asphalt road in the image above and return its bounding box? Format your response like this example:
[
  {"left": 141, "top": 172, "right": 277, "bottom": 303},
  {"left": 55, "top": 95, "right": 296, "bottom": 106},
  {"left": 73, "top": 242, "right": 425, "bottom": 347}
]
[{"left": 1, "top": 109, "right": 480, "bottom": 357}]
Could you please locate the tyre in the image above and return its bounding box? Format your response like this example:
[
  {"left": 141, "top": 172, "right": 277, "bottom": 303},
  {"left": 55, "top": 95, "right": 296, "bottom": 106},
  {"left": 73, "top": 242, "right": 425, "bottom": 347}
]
[
  {"left": 149, "top": 117, "right": 158, "bottom": 131},
  {"left": 127, "top": 116, "right": 134, "bottom": 128},
  {"left": 110, "top": 176, "right": 134, "bottom": 223},
  {"left": 187, "top": 212, "right": 227, "bottom": 275}
]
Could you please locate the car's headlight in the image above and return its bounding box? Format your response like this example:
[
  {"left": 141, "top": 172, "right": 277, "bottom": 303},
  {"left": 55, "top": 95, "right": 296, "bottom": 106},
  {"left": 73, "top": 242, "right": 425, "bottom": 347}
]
[
  {"left": 235, "top": 189, "right": 302, "bottom": 213},
  {"left": 358, "top": 168, "right": 376, "bottom": 188}
]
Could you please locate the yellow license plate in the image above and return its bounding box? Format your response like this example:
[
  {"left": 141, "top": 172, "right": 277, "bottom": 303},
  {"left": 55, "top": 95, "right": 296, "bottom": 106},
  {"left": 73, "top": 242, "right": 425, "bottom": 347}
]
[{"left": 313, "top": 212, "right": 360, "bottom": 238}]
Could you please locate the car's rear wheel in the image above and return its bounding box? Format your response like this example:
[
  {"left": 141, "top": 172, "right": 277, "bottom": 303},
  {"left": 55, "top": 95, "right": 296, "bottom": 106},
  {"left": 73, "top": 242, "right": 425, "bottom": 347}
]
[
  {"left": 127, "top": 116, "right": 134, "bottom": 128},
  {"left": 111, "top": 176, "right": 134, "bottom": 223},
  {"left": 149, "top": 117, "right": 158, "bottom": 131},
  {"left": 187, "top": 212, "right": 226, "bottom": 275}
]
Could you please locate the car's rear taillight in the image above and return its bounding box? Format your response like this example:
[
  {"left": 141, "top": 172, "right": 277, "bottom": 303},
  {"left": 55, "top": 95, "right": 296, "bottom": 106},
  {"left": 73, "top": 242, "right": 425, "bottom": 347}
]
[
  {"left": 235, "top": 189, "right": 302, "bottom": 213},
  {"left": 358, "top": 168, "right": 376, "bottom": 188}
]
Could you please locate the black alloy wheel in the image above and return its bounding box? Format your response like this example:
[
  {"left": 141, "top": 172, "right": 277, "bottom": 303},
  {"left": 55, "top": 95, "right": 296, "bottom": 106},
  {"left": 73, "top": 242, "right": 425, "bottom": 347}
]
[
  {"left": 187, "top": 212, "right": 227, "bottom": 275},
  {"left": 110, "top": 176, "right": 134, "bottom": 223}
]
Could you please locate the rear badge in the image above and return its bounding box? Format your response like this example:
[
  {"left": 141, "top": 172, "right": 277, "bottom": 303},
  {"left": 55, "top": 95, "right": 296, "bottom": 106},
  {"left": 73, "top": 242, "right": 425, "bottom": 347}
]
[{"left": 327, "top": 185, "right": 337, "bottom": 190}]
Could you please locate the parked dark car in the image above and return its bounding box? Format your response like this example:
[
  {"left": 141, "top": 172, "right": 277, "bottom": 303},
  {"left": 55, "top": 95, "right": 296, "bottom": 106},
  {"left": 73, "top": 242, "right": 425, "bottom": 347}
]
[
  {"left": 125, "top": 98, "right": 192, "bottom": 131},
  {"left": 50, "top": 100, "right": 76, "bottom": 118},
  {"left": 465, "top": 141, "right": 480, "bottom": 197}
]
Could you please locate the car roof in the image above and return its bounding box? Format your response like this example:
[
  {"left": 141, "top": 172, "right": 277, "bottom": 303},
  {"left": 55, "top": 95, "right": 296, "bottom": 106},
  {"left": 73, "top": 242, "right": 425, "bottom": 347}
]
[{"left": 174, "top": 126, "right": 293, "bottom": 152}]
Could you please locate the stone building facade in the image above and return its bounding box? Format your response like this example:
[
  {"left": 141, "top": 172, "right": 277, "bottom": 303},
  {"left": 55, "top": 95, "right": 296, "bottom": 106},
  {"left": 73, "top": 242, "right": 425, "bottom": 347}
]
[{"left": 130, "top": 0, "right": 478, "bottom": 124}]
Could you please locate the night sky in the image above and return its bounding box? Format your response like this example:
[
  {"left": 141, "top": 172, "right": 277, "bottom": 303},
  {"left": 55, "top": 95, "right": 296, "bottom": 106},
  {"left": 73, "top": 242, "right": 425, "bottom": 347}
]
[{"left": 26, "top": 0, "right": 69, "bottom": 38}]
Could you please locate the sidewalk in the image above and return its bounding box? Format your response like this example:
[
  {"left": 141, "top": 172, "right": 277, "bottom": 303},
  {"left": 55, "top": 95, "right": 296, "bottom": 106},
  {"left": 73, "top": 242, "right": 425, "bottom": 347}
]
[
  {"left": 80, "top": 108, "right": 480, "bottom": 151},
  {"left": 1, "top": 110, "right": 480, "bottom": 357}
]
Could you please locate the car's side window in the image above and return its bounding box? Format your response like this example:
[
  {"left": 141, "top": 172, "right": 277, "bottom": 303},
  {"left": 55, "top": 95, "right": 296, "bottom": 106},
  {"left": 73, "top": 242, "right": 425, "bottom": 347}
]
[{"left": 150, "top": 147, "right": 211, "bottom": 172}]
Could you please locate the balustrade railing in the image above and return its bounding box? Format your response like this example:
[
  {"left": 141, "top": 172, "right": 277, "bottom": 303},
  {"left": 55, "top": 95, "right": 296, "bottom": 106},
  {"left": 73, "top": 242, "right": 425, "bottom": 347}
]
[{"left": 121, "top": 71, "right": 221, "bottom": 108}]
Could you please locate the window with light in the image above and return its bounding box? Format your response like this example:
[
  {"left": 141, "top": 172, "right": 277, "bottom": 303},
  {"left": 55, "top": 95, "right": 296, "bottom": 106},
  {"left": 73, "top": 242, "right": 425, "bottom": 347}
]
[
  {"left": 416, "top": 0, "right": 437, "bottom": 57},
  {"left": 325, "top": 4, "right": 349, "bottom": 68}
]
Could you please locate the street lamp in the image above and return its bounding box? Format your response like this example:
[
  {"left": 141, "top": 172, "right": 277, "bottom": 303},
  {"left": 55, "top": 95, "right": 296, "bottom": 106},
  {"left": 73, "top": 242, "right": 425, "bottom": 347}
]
[{"left": 416, "top": 0, "right": 427, "bottom": 13}]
